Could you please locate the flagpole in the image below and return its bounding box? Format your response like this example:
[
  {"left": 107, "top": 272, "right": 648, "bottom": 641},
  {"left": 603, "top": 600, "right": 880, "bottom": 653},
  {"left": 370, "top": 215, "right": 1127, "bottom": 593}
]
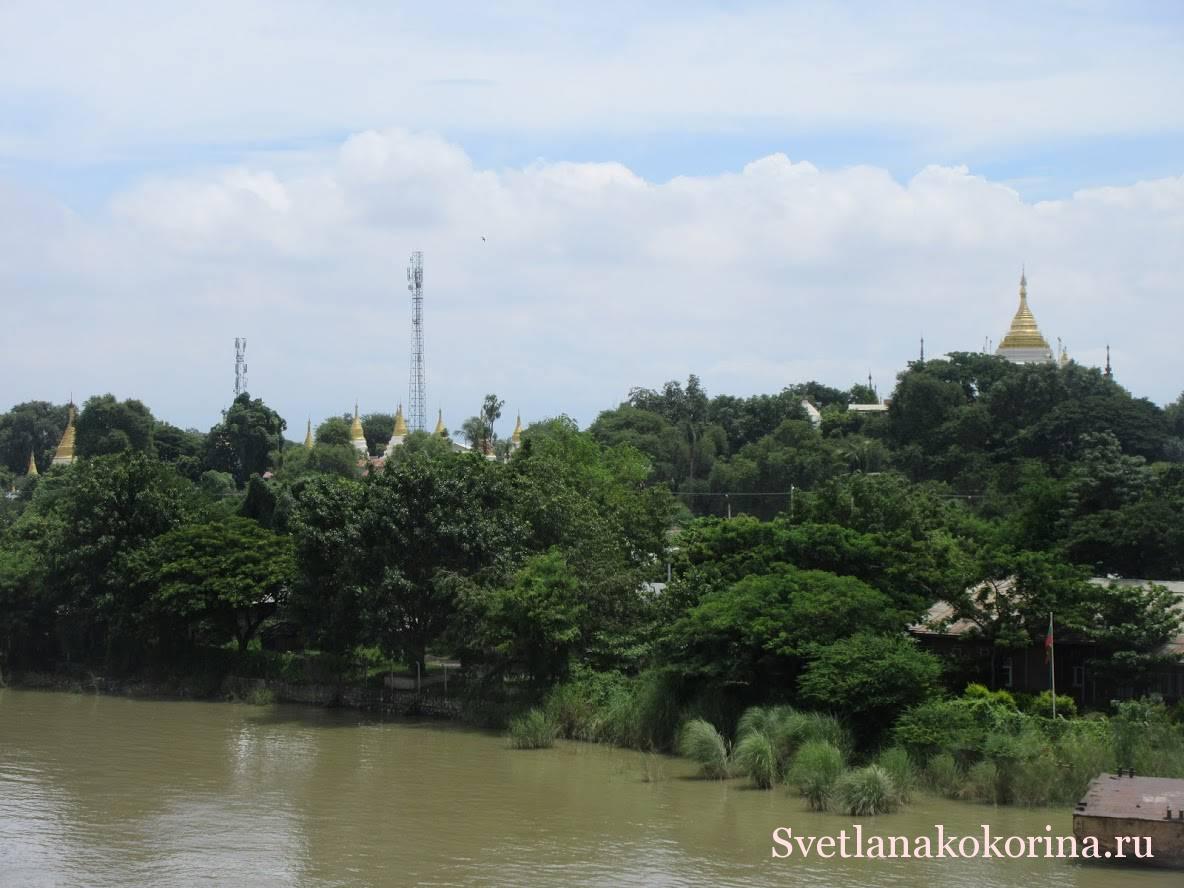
[{"left": 1049, "top": 611, "right": 1056, "bottom": 719}]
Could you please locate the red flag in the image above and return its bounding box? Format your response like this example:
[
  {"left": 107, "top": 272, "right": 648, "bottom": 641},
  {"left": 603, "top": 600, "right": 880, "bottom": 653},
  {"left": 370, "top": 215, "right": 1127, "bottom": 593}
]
[{"left": 1044, "top": 614, "right": 1054, "bottom": 664}]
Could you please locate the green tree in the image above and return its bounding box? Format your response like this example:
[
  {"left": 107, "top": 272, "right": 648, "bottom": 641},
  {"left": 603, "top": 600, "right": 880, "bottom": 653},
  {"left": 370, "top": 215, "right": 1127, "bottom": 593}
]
[
  {"left": 465, "top": 549, "right": 585, "bottom": 685},
  {"left": 664, "top": 566, "right": 903, "bottom": 691},
  {"left": 132, "top": 517, "right": 296, "bottom": 651},
  {"left": 362, "top": 413, "right": 394, "bottom": 456},
  {"left": 288, "top": 475, "right": 366, "bottom": 654},
  {"left": 0, "top": 401, "right": 70, "bottom": 475},
  {"left": 798, "top": 633, "right": 943, "bottom": 747},
  {"left": 30, "top": 452, "right": 195, "bottom": 663},
  {"left": 354, "top": 451, "right": 524, "bottom": 671},
  {"left": 74, "top": 394, "right": 156, "bottom": 458},
  {"left": 204, "top": 393, "right": 286, "bottom": 485},
  {"left": 315, "top": 416, "right": 352, "bottom": 447},
  {"left": 154, "top": 423, "right": 205, "bottom": 480}
]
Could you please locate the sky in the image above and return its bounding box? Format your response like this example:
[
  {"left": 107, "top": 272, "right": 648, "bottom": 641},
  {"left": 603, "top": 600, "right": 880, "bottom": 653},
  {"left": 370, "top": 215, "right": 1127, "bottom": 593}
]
[{"left": 1, "top": 1, "right": 1182, "bottom": 436}]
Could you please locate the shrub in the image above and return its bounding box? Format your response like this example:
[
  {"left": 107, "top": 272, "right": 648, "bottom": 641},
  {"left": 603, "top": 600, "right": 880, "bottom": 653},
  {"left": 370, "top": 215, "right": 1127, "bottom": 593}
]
[
  {"left": 875, "top": 747, "right": 917, "bottom": 802},
  {"left": 787, "top": 740, "right": 846, "bottom": 811},
  {"left": 924, "top": 752, "right": 962, "bottom": 798},
  {"left": 771, "top": 711, "right": 852, "bottom": 770},
  {"left": 1019, "top": 690, "right": 1077, "bottom": 719},
  {"left": 508, "top": 708, "right": 557, "bottom": 749},
  {"left": 1012, "top": 752, "right": 1060, "bottom": 806},
  {"left": 678, "top": 718, "right": 731, "bottom": 779},
  {"left": 834, "top": 765, "right": 901, "bottom": 816},
  {"left": 963, "top": 760, "right": 1001, "bottom": 804},
  {"left": 734, "top": 731, "right": 778, "bottom": 789},
  {"left": 245, "top": 686, "right": 276, "bottom": 706}
]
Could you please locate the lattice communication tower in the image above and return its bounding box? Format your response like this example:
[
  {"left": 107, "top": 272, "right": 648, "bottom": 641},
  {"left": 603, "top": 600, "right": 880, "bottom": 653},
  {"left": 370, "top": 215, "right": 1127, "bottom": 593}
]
[
  {"left": 407, "top": 252, "right": 427, "bottom": 432},
  {"left": 234, "top": 338, "right": 248, "bottom": 397}
]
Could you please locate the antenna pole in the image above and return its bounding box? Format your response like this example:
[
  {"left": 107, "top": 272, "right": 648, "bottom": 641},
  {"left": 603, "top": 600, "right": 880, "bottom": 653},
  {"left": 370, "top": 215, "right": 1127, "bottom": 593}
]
[
  {"left": 407, "top": 252, "right": 427, "bottom": 432},
  {"left": 234, "top": 338, "right": 248, "bottom": 397}
]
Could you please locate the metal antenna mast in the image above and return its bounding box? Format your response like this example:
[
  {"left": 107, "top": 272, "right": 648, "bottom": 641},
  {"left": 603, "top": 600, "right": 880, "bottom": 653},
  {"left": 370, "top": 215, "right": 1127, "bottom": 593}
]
[
  {"left": 407, "top": 252, "right": 426, "bottom": 432},
  {"left": 234, "top": 338, "right": 248, "bottom": 397}
]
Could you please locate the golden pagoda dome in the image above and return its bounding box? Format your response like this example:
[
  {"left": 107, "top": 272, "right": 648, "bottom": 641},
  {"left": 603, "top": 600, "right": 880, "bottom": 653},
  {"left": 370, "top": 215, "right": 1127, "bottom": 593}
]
[
  {"left": 304, "top": 418, "right": 314, "bottom": 449},
  {"left": 996, "top": 271, "right": 1054, "bottom": 363},
  {"left": 52, "top": 403, "right": 77, "bottom": 466},
  {"left": 26, "top": 450, "right": 38, "bottom": 477},
  {"left": 392, "top": 404, "right": 408, "bottom": 438},
  {"left": 434, "top": 409, "right": 446, "bottom": 437},
  {"left": 349, "top": 402, "right": 368, "bottom": 453},
  {"left": 350, "top": 403, "right": 365, "bottom": 440}
]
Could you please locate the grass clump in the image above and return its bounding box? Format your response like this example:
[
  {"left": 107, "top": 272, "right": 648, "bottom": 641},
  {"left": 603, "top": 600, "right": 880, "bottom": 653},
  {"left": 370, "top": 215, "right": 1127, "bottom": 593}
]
[
  {"left": 924, "top": 752, "right": 962, "bottom": 798},
  {"left": 787, "top": 740, "right": 846, "bottom": 811},
  {"left": 678, "top": 718, "right": 731, "bottom": 779},
  {"left": 733, "top": 730, "right": 778, "bottom": 789},
  {"left": 834, "top": 765, "right": 902, "bottom": 816},
  {"left": 875, "top": 747, "right": 917, "bottom": 802},
  {"left": 508, "top": 708, "right": 557, "bottom": 749}
]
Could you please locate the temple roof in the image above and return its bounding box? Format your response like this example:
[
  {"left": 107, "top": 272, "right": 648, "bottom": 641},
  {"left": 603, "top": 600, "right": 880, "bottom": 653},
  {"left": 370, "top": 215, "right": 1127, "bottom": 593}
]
[{"left": 997, "top": 272, "right": 1052, "bottom": 351}]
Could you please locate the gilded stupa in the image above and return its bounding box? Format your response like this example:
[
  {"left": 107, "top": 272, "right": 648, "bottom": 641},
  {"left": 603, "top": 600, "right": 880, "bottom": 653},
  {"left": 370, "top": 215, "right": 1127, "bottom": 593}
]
[
  {"left": 383, "top": 405, "right": 409, "bottom": 458},
  {"left": 304, "top": 418, "right": 314, "bottom": 449},
  {"left": 350, "top": 402, "right": 367, "bottom": 453},
  {"left": 26, "top": 450, "right": 38, "bottom": 477},
  {"left": 995, "top": 271, "right": 1054, "bottom": 364},
  {"left": 510, "top": 413, "right": 523, "bottom": 451},
  {"left": 52, "top": 403, "right": 77, "bottom": 467},
  {"left": 433, "top": 409, "right": 446, "bottom": 437}
]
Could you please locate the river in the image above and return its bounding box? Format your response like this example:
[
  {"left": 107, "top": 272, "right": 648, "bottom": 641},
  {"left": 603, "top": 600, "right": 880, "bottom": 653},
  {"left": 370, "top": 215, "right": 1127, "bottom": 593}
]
[{"left": 0, "top": 688, "right": 1177, "bottom": 887}]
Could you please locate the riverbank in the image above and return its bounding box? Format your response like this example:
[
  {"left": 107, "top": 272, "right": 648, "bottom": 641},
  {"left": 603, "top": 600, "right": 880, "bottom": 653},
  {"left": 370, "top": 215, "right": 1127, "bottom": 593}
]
[{"left": 7, "top": 669, "right": 462, "bottom": 718}]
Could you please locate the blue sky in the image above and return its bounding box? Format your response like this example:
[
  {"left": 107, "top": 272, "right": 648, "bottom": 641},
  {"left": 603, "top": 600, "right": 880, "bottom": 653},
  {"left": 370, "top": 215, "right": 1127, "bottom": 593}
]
[{"left": 1, "top": 1, "right": 1182, "bottom": 431}]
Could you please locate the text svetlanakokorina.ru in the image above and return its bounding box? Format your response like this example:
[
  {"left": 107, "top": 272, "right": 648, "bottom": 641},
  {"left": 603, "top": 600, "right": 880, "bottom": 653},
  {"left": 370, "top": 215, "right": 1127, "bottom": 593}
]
[{"left": 771, "top": 825, "right": 1152, "bottom": 860}]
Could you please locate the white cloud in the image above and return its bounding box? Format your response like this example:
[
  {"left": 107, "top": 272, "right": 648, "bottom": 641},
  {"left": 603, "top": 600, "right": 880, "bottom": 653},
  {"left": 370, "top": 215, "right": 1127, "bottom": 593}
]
[
  {"left": 1, "top": 128, "right": 1180, "bottom": 436},
  {"left": 0, "top": 3, "right": 1181, "bottom": 164}
]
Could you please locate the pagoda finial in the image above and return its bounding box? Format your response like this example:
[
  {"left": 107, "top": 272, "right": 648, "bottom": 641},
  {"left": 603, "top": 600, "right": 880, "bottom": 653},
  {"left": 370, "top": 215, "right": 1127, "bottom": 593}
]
[
  {"left": 26, "top": 450, "right": 38, "bottom": 477},
  {"left": 511, "top": 412, "right": 523, "bottom": 444},
  {"left": 434, "top": 409, "right": 446, "bottom": 437},
  {"left": 393, "top": 404, "right": 408, "bottom": 438},
  {"left": 304, "top": 418, "right": 314, "bottom": 449}
]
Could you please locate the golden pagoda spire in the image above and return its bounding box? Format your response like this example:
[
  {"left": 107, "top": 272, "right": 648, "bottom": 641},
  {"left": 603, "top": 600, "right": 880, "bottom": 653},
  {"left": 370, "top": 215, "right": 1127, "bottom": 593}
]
[
  {"left": 996, "top": 269, "right": 1052, "bottom": 356},
  {"left": 392, "top": 404, "right": 408, "bottom": 438},
  {"left": 304, "top": 418, "right": 314, "bottom": 449},
  {"left": 434, "top": 409, "right": 446, "bottom": 437},
  {"left": 52, "top": 402, "right": 77, "bottom": 466},
  {"left": 26, "top": 450, "right": 38, "bottom": 477},
  {"left": 349, "top": 402, "right": 367, "bottom": 453},
  {"left": 511, "top": 413, "right": 523, "bottom": 445}
]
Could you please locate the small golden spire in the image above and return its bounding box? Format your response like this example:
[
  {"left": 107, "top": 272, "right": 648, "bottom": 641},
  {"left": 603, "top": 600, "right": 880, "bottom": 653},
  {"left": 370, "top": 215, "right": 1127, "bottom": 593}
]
[
  {"left": 304, "top": 418, "right": 314, "bottom": 449},
  {"left": 511, "top": 413, "right": 523, "bottom": 444},
  {"left": 26, "top": 450, "right": 38, "bottom": 477},
  {"left": 434, "top": 409, "right": 446, "bottom": 436},
  {"left": 392, "top": 404, "right": 408, "bottom": 438},
  {"left": 52, "top": 402, "right": 77, "bottom": 466},
  {"left": 350, "top": 401, "right": 365, "bottom": 442}
]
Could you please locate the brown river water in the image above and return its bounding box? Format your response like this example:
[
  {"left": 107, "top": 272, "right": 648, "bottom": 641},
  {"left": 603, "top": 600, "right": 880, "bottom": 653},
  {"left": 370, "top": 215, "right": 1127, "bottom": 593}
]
[{"left": 0, "top": 688, "right": 1177, "bottom": 887}]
